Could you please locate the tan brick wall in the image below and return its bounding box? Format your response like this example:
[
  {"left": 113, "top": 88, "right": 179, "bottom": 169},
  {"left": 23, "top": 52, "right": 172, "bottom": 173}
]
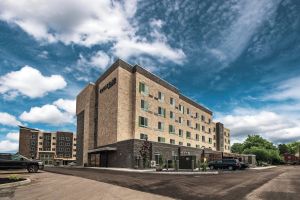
[
  {"left": 76, "top": 83, "right": 95, "bottom": 164},
  {"left": 133, "top": 72, "right": 217, "bottom": 150},
  {"left": 117, "top": 67, "right": 134, "bottom": 141},
  {"left": 97, "top": 69, "right": 118, "bottom": 146}
]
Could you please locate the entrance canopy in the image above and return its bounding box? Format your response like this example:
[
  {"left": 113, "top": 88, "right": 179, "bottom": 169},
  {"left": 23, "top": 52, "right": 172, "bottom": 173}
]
[{"left": 88, "top": 147, "right": 117, "bottom": 153}]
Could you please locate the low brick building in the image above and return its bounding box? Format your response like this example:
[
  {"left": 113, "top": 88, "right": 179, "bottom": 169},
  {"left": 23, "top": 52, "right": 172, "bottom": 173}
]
[
  {"left": 76, "top": 59, "right": 231, "bottom": 168},
  {"left": 19, "top": 126, "right": 77, "bottom": 165}
]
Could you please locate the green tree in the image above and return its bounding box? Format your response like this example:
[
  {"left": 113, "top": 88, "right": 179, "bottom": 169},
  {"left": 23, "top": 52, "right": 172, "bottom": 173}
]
[
  {"left": 286, "top": 142, "right": 300, "bottom": 154},
  {"left": 243, "top": 147, "right": 269, "bottom": 165},
  {"left": 243, "top": 135, "right": 276, "bottom": 150},
  {"left": 231, "top": 143, "right": 244, "bottom": 154},
  {"left": 278, "top": 144, "right": 289, "bottom": 155}
]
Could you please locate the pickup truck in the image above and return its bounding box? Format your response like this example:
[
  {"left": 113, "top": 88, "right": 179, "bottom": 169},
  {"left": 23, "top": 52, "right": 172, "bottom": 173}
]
[{"left": 0, "top": 153, "right": 43, "bottom": 173}]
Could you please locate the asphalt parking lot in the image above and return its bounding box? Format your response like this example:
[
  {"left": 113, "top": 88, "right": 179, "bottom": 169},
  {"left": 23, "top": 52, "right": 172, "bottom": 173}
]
[{"left": 44, "top": 165, "right": 300, "bottom": 200}]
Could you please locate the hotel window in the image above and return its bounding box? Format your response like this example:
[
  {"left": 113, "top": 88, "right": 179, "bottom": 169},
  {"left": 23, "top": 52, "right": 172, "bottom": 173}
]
[
  {"left": 139, "top": 82, "right": 149, "bottom": 95},
  {"left": 228, "top": 139, "right": 231, "bottom": 144},
  {"left": 52, "top": 142, "right": 56, "bottom": 145},
  {"left": 187, "top": 143, "right": 191, "bottom": 147},
  {"left": 209, "top": 138, "right": 212, "bottom": 144},
  {"left": 59, "top": 142, "right": 64, "bottom": 146},
  {"left": 170, "top": 97, "right": 175, "bottom": 106},
  {"left": 31, "top": 134, "right": 36, "bottom": 139},
  {"left": 60, "top": 137, "right": 65, "bottom": 141},
  {"left": 158, "top": 91, "right": 164, "bottom": 102},
  {"left": 30, "top": 147, "right": 35, "bottom": 151},
  {"left": 196, "top": 134, "right": 199, "bottom": 141},
  {"left": 225, "top": 145, "right": 227, "bottom": 150},
  {"left": 179, "top": 142, "right": 183, "bottom": 146},
  {"left": 39, "top": 148, "right": 42, "bottom": 151},
  {"left": 158, "top": 122, "right": 164, "bottom": 131},
  {"left": 213, "top": 128, "right": 216, "bottom": 132},
  {"left": 208, "top": 119, "right": 211, "bottom": 124},
  {"left": 187, "top": 108, "right": 190, "bottom": 115},
  {"left": 196, "top": 145, "right": 200, "bottom": 148},
  {"left": 170, "top": 139, "right": 175, "bottom": 145},
  {"left": 213, "top": 143, "right": 216, "bottom": 147},
  {"left": 179, "top": 129, "right": 183, "bottom": 137},
  {"left": 139, "top": 116, "right": 148, "bottom": 127},
  {"left": 52, "top": 148, "right": 56, "bottom": 151},
  {"left": 169, "top": 125, "right": 175, "bottom": 134},
  {"left": 141, "top": 99, "right": 149, "bottom": 111},
  {"left": 195, "top": 112, "right": 198, "bottom": 118},
  {"left": 202, "top": 136, "right": 205, "bottom": 142},
  {"left": 140, "top": 133, "right": 148, "bottom": 140},
  {"left": 209, "top": 128, "right": 211, "bottom": 133},
  {"left": 179, "top": 104, "right": 184, "bottom": 114},
  {"left": 213, "top": 135, "right": 216, "bottom": 140},
  {"left": 31, "top": 141, "right": 36, "bottom": 145},
  {"left": 53, "top": 137, "right": 56, "bottom": 140},
  {"left": 39, "top": 142, "right": 42, "bottom": 145},
  {"left": 170, "top": 111, "right": 175, "bottom": 120},
  {"left": 39, "top": 136, "right": 43, "bottom": 139},
  {"left": 178, "top": 117, "right": 182, "bottom": 124},
  {"left": 186, "top": 131, "right": 191, "bottom": 139},
  {"left": 187, "top": 120, "right": 190, "bottom": 127},
  {"left": 66, "top": 143, "right": 70, "bottom": 146},
  {"left": 158, "top": 137, "right": 165, "bottom": 143},
  {"left": 158, "top": 107, "right": 166, "bottom": 117},
  {"left": 202, "top": 126, "right": 205, "bottom": 132},
  {"left": 201, "top": 115, "right": 205, "bottom": 121},
  {"left": 195, "top": 123, "right": 200, "bottom": 130}
]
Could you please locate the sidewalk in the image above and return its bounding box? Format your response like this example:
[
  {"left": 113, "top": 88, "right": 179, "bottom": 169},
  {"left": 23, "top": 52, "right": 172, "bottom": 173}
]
[{"left": 0, "top": 171, "right": 172, "bottom": 200}]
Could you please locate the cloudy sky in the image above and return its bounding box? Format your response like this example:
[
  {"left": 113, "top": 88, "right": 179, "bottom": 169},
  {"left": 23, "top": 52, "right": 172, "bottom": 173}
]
[{"left": 0, "top": 0, "right": 300, "bottom": 152}]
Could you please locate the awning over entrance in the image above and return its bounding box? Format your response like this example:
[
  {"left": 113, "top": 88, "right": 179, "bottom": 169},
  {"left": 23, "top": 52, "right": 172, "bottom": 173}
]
[{"left": 88, "top": 147, "right": 117, "bottom": 153}]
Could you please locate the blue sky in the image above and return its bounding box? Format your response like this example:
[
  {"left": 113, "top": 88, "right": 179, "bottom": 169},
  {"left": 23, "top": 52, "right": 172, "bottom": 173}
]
[{"left": 0, "top": 0, "right": 300, "bottom": 152}]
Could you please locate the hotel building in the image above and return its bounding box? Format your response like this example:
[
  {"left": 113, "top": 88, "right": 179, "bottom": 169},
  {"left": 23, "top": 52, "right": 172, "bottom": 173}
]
[
  {"left": 76, "top": 59, "right": 231, "bottom": 168},
  {"left": 19, "top": 126, "right": 77, "bottom": 165}
]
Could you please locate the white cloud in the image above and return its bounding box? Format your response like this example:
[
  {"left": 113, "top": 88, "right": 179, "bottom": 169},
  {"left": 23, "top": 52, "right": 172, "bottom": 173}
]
[
  {"left": 216, "top": 108, "right": 300, "bottom": 143},
  {"left": 0, "top": 0, "right": 185, "bottom": 64},
  {"left": 0, "top": 140, "right": 18, "bottom": 152},
  {"left": 20, "top": 104, "right": 73, "bottom": 125},
  {"left": 0, "top": 66, "right": 67, "bottom": 99},
  {"left": 207, "top": 0, "right": 280, "bottom": 67},
  {"left": 0, "top": 112, "right": 22, "bottom": 126},
  {"left": 19, "top": 98, "right": 75, "bottom": 125},
  {"left": 264, "top": 76, "right": 300, "bottom": 101},
  {"left": 6, "top": 132, "right": 19, "bottom": 141},
  {"left": 77, "top": 51, "right": 111, "bottom": 70},
  {"left": 53, "top": 98, "right": 76, "bottom": 115}
]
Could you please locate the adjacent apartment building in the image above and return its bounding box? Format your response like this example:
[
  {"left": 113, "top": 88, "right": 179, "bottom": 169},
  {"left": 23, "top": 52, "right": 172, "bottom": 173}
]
[
  {"left": 76, "top": 59, "right": 231, "bottom": 168},
  {"left": 19, "top": 126, "right": 77, "bottom": 165}
]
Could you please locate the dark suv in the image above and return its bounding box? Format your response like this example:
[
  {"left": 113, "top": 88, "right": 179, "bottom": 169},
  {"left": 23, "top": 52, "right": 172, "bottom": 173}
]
[
  {"left": 0, "top": 153, "right": 43, "bottom": 173},
  {"left": 208, "top": 159, "right": 241, "bottom": 170}
]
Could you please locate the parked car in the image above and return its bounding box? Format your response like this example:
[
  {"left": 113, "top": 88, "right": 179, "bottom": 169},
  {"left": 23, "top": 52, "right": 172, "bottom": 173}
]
[
  {"left": 0, "top": 153, "right": 43, "bottom": 173},
  {"left": 208, "top": 159, "right": 241, "bottom": 170},
  {"left": 239, "top": 162, "right": 249, "bottom": 169}
]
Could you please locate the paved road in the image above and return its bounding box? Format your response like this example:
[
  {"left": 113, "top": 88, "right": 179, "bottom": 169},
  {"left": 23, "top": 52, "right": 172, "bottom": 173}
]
[
  {"left": 44, "top": 166, "right": 300, "bottom": 200},
  {"left": 0, "top": 171, "right": 172, "bottom": 200}
]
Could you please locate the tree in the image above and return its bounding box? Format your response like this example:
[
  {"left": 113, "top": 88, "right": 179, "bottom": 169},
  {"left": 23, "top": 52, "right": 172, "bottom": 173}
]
[
  {"left": 243, "top": 135, "right": 276, "bottom": 150},
  {"left": 286, "top": 142, "right": 300, "bottom": 154},
  {"left": 278, "top": 144, "right": 289, "bottom": 155},
  {"left": 231, "top": 143, "right": 244, "bottom": 154},
  {"left": 243, "top": 147, "right": 269, "bottom": 165},
  {"left": 139, "top": 140, "right": 151, "bottom": 168}
]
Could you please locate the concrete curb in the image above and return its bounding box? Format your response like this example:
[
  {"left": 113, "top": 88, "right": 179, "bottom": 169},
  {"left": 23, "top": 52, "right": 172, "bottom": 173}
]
[
  {"left": 152, "top": 171, "right": 219, "bottom": 175},
  {"left": 249, "top": 166, "right": 277, "bottom": 170},
  {"left": 0, "top": 178, "right": 31, "bottom": 189}
]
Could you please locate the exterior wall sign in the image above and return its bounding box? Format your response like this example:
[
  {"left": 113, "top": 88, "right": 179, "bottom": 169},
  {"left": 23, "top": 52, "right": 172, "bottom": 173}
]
[{"left": 99, "top": 78, "right": 117, "bottom": 93}]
